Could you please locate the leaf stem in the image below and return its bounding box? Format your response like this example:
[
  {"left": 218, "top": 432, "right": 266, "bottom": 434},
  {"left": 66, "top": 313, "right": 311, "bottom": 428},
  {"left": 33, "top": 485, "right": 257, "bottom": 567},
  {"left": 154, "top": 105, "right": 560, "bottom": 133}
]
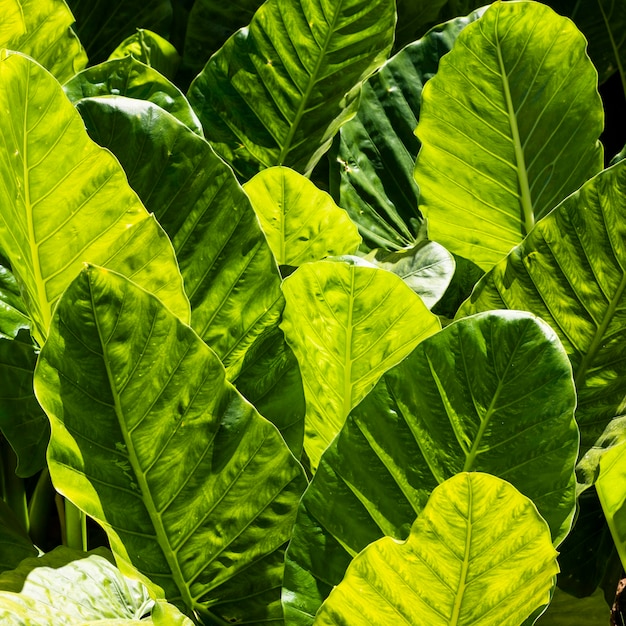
[
  {"left": 1, "top": 439, "right": 28, "bottom": 532},
  {"left": 28, "top": 468, "right": 56, "bottom": 548},
  {"left": 65, "top": 500, "right": 87, "bottom": 551}
]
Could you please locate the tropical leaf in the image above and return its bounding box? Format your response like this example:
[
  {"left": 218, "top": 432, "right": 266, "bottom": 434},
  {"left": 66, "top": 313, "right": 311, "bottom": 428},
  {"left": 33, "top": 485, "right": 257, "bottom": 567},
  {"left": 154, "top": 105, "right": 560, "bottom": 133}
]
[
  {"left": 0, "top": 52, "right": 189, "bottom": 344},
  {"left": 187, "top": 0, "right": 396, "bottom": 179},
  {"left": 0, "top": 264, "right": 29, "bottom": 340},
  {"left": 281, "top": 259, "right": 441, "bottom": 469},
  {"left": 243, "top": 166, "right": 362, "bottom": 267},
  {"left": 64, "top": 56, "right": 202, "bottom": 136},
  {"left": 74, "top": 96, "right": 282, "bottom": 376},
  {"left": 0, "top": 0, "right": 87, "bottom": 83},
  {"left": 0, "top": 331, "right": 48, "bottom": 477},
  {"left": 414, "top": 1, "right": 604, "bottom": 271},
  {"left": 282, "top": 310, "right": 578, "bottom": 623},
  {"left": 35, "top": 266, "right": 307, "bottom": 623},
  {"left": 332, "top": 10, "right": 483, "bottom": 249},
  {"left": 313, "top": 473, "right": 558, "bottom": 626},
  {"left": 459, "top": 160, "right": 626, "bottom": 484},
  {"left": 0, "top": 547, "right": 193, "bottom": 624},
  {"left": 0, "top": 498, "right": 37, "bottom": 574},
  {"left": 108, "top": 29, "right": 181, "bottom": 80},
  {"left": 537, "top": 587, "right": 611, "bottom": 626},
  {"left": 364, "top": 241, "right": 455, "bottom": 309},
  {"left": 65, "top": 0, "right": 172, "bottom": 65}
]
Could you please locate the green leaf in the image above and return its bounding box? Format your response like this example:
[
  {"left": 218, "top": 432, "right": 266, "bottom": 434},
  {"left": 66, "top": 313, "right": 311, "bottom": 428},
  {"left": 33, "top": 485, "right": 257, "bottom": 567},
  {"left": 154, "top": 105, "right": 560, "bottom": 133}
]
[
  {"left": 187, "top": 0, "right": 396, "bottom": 179},
  {"left": 313, "top": 473, "right": 558, "bottom": 626},
  {"left": 0, "top": 331, "right": 48, "bottom": 477},
  {"left": 0, "top": 0, "right": 87, "bottom": 83},
  {"left": 332, "top": 10, "right": 482, "bottom": 250},
  {"left": 66, "top": 0, "right": 172, "bottom": 65},
  {"left": 74, "top": 96, "right": 283, "bottom": 376},
  {"left": 182, "top": 0, "right": 262, "bottom": 77},
  {"left": 35, "top": 266, "right": 307, "bottom": 623},
  {"left": 0, "top": 52, "right": 189, "bottom": 344},
  {"left": 458, "top": 160, "right": 626, "bottom": 483},
  {"left": 0, "top": 264, "right": 29, "bottom": 340},
  {"left": 64, "top": 56, "right": 202, "bottom": 136},
  {"left": 243, "top": 166, "right": 362, "bottom": 266},
  {"left": 364, "top": 241, "right": 455, "bottom": 309},
  {"left": 0, "top": 547, "right": 193, "bottom": 624},
  {"left": 414, "top": 1, "right": 604, "bottom": 271},
  {"left": 0, "top": 498, "right": 37, "bottom": 574},
  {"left": 108, "top": 29, "right": 181, "bottom": 80},
  {"left": 281, "top": 259, "right": 441, "bottom": 470},
  {"left": 537, "top": 587, "right": 611, "bottom": 626},
  {"left": 282, "top": 310, "right": 578, "bottom": 623}
]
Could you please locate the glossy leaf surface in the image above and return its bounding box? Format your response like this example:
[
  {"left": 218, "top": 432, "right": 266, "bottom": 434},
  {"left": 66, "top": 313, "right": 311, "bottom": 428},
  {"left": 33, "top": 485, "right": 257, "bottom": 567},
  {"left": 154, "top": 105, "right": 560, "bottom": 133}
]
[
  {"left": 0, "top": 0, "right": 87, "bottom": 83},
  {"left": 0, "top": 53, "right": 189, "bottom": 343},
  {"left": 187, "top": 0, "right": 396, "bottom": 179},
  {"left": 35, "top": 266, "right": 307, "bottom": 623},
  {"left": 64, "top": 56, "right": 202, "bottom": 135},
  {"left": 281, "top": 260, "right": 441, "bottom": 469},
  {"left": 459, "top": 160, "right": 626, "bottom": 483},
  {"left": 75, "top": 96, "right": 283, "bottom": 376},
  {"left": 414, "top": 1, "right": 603, "bottom": 270},
  {"left": 333, "top": 11, "right": 482, "bottom": 249},
  {"left": 244, "top": 167, "right": 362, "bottom": 266},
  {"left": 314, "top": 473, "right": 558, "bottom": 626},
  {"left": 0, "top": 264, "right": 28, "bottom": 340},
  {"left": 283, "top": 311, "right": 578, "bottom": 623},
  {"left": 0, "top": 548, "right": 193, "bottom": 624}
]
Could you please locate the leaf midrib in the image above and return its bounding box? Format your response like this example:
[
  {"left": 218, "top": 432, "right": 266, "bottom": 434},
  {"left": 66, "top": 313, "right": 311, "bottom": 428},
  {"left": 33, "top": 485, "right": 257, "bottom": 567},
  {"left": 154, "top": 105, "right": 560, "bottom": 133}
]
[
  {"left": 276, "top": 0, "right": 343, "bottom": 165},
  {"left": 450, "top": 477, "right": 472, "bottom": 625}
]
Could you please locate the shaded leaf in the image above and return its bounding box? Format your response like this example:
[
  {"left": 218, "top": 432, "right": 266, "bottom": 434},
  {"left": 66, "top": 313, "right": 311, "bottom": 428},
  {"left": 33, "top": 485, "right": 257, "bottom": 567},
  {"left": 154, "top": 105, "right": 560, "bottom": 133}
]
[
  {"left": 314, "top": 473, "right": 558, "bottom": 626},
  {"left": 537, "top": 587, "right": 610, "bottom": 626},
  {"left": 0, "top": 0, "right": 87, "bottom": 83},
  {"left": 0, "top": 265, "right": 29, "bottom": 340},
  {"left": 187, "top": 0, "right": 396, "bottom": 179},
  {"left": 0, "top": 52, "right": 189, "bottom": 344},
  {"left": 283, "top": 311, "right": 578, "bottom": 623},
  {"left": 64, "top": 56, "right": 202, "bottom": 135},
  {"left": 281, "top": 260, "right": 441, "bottom": 469},
  {"left": 75, "top": 96, "right": 282, "bottom": 376},
  {"left": 35, "top": 266, "right": 307, "bottom": 623},
  {"left": 0, "top": 499, "right": 37, "bottom": 574},
  {"left": 244, "top": 166, "right": 362, "bottom": 266},
  {"left": 414, "top": 1, "right": 603, "bottom": 270},
  {"left": 459, "top": 160, "right": 626, "bottom": 483}
]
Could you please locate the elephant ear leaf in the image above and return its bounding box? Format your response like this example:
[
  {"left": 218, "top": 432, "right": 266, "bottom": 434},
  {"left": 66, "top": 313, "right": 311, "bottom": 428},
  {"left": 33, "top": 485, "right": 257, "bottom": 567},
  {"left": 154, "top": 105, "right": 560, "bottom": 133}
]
[
  {"left": 314, "top": 473, "right": 558, "bottom": 626},
  {"left": 414, "top": 1, "right": 603, "bottom": 271},
  {"left": 34, "top": 266, "right": 306, "bottom": 624},
  {"left": 187, "top": 0, "right": 396, "bottom": 179}
]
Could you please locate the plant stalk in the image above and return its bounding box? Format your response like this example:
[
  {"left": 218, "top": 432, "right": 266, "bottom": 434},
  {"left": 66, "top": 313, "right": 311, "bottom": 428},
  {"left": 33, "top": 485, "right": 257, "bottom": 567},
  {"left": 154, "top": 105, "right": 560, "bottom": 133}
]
[
  {"left": 1, "top": 440, "right": 28, "bottom": 533},
  {"left": 64, "top": 499, "right": 87, "bottom": 551}
]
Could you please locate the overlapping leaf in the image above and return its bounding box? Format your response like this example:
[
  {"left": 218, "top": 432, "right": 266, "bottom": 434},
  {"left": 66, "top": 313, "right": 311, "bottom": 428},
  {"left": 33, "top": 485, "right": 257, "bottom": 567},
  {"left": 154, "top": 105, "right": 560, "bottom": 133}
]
[
  {"left": 333, "top": 11, "right": 482, "bottom": 249},
  {"left": 75, "top": 96, "right": 283, "bottom": 377},
  {"left": 0, "top": 264, "right": 28, "bottom": 340},
  {"left": 314, "top": 473, "right": 558, "bottom": 626},
  {"left": 283, "top": 311, "right": 578, "bottom": 623},
  {"left": 281, "top": 259, "right": 441, "bottom": 469},
  {"left": 64, "top": 57, "right": 202, "bottom": 135},
  {"left": 459, "top": 160, "right": 626, "bottom": 483},
  {"left": 0, "top": 53, "right": 189, "bottom": 344},
  {"left": 243, "top": 166, "right": 362, "bottom": 266},
  {"left": 187, "top": 0, "right": 396, "bottom": 179},
  {"left": 414, "top": 1, "right": 604, "bottom": 271},
  {"left": 35, "top": 266, "right": 307, "bottom": 624},
  {"left": 0, "top": 0, "right": 87, "bottom": 83}
]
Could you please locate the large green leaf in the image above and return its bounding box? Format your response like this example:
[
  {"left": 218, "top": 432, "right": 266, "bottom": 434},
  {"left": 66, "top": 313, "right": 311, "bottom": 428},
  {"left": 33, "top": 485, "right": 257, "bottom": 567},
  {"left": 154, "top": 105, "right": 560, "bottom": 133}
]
[
  {"left": 537, "top": 587, "right": 611, "bottom": 626},
  {"left": 0, "top": 331, "right": 47, "bottom": 477},
  {"left": 0, "top": 264, "right": 29, "bottom": 340},
  {"left": 282, "top": 310, "right": 578, "bottom": 623},
  {"left": 313, "top": 473, "right": 558, "bottom": 626},
  {"left": 64, "top": 56, "right": 202, "bottom": 136},
  {"left": 459, "top": 160, "right": 626, "bottom": 484},
  {"left": 0, "top": 0, "right": 87, "bottom": 83},
  {"left": 332, "top": 10, "right": 483, "bottom": 250},
  {"left": 0, "top": 52, "right": 189, "bottom": 344},
  {"left": 187, "top": 0, "right": 396, "bottom": 179},
  {"left": 243, "top": 166, "right": 362, "bottom": 266},
  {"left": 0, "top": 547, "right": 193, "bottom": 624},
  {"left": 546, "top": 0, "right": 626, "bottom": 86},
  {"left": 74, "top": 96, "right": 283, "bottom": 377},
  {"left": 35, "top": 266, "right": 307, "bottom": 623},
  {"left": 414, "top": 1, "right": 604, "bottom": 271},
  {"left": 65, "top": 0, "right": 172, "bottom": 65},
  {"left": 0, "top": 498, "right": 37, "bottom": 574},
  {"left": 281, "top": 259, "right": 441, "bottom": 469}
]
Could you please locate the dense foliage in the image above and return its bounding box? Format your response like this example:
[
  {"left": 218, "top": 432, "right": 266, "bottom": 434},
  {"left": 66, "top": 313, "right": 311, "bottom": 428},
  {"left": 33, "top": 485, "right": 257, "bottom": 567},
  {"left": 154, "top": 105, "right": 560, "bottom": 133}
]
[{"left": 0, "top": 0, "right": 625, "bottom": 624}]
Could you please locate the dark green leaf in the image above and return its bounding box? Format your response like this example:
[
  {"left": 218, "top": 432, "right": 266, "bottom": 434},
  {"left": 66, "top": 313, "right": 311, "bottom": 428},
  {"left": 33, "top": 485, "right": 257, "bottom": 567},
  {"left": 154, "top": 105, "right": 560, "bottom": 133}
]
[{"left": 0, "top": 499, "right": 37, "bottom": 574}]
